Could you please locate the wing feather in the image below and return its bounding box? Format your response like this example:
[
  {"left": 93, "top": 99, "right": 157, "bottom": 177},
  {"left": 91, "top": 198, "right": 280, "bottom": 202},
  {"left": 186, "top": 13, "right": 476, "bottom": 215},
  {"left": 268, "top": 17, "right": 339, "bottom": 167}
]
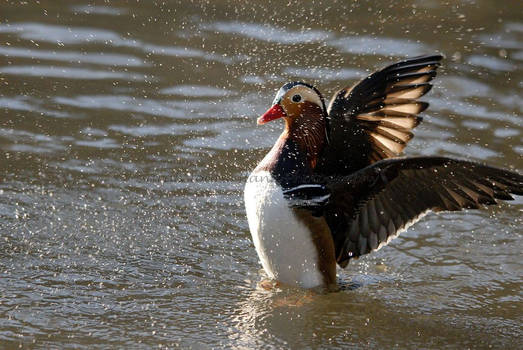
[
  {"left": 322, "top": 157, "right": 522, "bottom": 267},
  {"left": 316, "top": 55, "right": 443, "bottom": 176}
]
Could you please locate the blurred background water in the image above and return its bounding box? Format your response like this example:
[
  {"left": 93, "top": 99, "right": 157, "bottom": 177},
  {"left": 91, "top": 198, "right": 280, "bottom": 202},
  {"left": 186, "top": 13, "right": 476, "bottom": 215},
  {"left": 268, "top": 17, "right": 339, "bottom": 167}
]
[{"left": 0, "top": 0, "right": 522, "bottom": 348}]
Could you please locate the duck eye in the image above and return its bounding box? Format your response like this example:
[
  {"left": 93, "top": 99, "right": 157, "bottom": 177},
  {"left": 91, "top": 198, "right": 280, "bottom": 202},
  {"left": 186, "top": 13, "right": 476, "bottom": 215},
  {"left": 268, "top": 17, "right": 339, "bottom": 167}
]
[{"left": 291, "top": 94, "right": 302, "bottom": 103}]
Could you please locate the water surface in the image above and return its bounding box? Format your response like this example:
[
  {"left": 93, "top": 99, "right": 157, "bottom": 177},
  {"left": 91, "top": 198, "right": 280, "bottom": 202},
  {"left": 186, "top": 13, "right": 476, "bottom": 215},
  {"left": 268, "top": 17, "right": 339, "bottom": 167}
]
[{"left": 1, "top": 0, "right": 522, "bottom": 348}]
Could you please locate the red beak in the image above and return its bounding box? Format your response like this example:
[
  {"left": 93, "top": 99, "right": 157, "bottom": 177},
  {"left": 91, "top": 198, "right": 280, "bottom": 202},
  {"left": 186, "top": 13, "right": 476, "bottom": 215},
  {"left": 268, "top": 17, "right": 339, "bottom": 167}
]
[{"left": 257, "top": 104, "right": 286, "bottom": 125}]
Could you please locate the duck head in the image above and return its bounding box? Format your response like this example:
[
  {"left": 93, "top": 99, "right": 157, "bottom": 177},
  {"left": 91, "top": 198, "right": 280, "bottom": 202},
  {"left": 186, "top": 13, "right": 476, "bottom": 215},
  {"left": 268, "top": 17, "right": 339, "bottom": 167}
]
[
  {"left": 257, "top": 82, "right": 329, "bottom": 170},
  {"left": 257, "top": 81, "right": 327, "bottom": 128}
]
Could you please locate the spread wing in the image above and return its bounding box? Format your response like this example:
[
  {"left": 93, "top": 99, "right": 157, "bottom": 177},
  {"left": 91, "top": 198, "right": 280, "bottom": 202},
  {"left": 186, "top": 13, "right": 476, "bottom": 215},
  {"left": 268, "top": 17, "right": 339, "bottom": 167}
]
[
  {"left": 323, "top": 157, "right": 522, "bottom": 267},
  {"left": 316, "top": 54, "right": 443, "bottom": 176}
]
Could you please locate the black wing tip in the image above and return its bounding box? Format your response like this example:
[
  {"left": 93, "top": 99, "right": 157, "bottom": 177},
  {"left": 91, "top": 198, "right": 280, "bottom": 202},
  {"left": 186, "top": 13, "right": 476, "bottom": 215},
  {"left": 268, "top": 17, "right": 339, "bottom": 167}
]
[
  {"left": 418, "top": 101, "right": 429, "bottom": 113},
  {"left": 385, "top": 54, "right": 444, "bottom": 71},
  {"left": 386, "top": 70, "right": 438, "bottom": 83},
  {"left": 404, "top": 54, "right": 445, "bottom": 63}
]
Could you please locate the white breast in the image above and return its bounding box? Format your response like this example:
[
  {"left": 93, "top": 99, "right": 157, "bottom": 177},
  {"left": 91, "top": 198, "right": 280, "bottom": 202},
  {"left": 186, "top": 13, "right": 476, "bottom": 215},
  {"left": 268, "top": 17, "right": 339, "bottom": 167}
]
[{"left": 244, "top": 171, "right": 324, "bottom": 288}]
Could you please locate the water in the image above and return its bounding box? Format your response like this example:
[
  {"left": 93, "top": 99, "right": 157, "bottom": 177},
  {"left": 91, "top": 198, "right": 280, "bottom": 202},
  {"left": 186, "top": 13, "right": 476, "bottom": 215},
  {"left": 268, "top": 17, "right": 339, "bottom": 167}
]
[{"left": 1, "top": 0, "right": 522, "bottom": 348}]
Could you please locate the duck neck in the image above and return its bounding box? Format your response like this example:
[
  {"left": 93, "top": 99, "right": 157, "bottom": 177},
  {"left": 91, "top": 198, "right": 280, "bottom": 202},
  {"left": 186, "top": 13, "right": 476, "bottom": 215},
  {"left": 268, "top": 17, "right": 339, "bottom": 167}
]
[
  {"left": 256, "top": 117, "right": 326, "bottom": 188},
  {"left": 286, "top": 114, "right": 326, "bottom": 170}
]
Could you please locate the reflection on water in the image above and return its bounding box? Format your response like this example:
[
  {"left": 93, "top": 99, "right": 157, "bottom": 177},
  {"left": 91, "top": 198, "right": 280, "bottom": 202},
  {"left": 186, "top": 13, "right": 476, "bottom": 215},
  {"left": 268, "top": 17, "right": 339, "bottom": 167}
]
[{"left": 0, "top": 0, "right": 522, "bottom": 348}]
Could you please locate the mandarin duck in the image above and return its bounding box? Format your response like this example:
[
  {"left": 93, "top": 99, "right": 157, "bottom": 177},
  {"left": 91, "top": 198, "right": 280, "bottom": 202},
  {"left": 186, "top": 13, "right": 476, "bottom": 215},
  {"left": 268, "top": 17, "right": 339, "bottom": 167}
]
[{"left": 244, "top": 54, "right": 522, "bottom": 289}]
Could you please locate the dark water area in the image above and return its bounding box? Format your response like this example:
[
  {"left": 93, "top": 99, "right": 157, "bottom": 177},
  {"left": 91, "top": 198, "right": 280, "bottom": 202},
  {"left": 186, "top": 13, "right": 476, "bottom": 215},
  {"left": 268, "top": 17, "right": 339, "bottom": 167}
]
[{"left": 0, "top": 0, "right": 522, "bottom": 348}]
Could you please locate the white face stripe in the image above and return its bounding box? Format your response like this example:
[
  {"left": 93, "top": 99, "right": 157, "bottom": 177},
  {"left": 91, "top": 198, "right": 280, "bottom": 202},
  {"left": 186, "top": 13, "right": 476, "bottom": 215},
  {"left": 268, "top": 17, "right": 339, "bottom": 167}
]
[
  {"left": 283, "top": 85, "right": 324, "bottom": 111},
  {"left": 272, "top": 83, "right": 325, "bottom": 115}
]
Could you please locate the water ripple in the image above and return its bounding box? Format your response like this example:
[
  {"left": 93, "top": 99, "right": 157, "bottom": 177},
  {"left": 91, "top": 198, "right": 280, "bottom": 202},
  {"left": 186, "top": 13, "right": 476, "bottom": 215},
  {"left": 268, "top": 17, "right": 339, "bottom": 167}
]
[
  {"left": 206, "top": 21, "right": 332, "bottom": 44},
  {"left": 329, "top": 36, "right": 429, "bottom": 56},
  {"left": 0, "top": 22, "right": 131, "bottom": 46},
  {"left": 54, "top": 95, "right": 186, "bottom": 118},
  {"left": 283, "top": 67, "right": 363, "bottom": 81},
  {"left": 0, "top": 97, "right": 69, "bottom": 118},
  {"left": 467, "top": 55, "right": 517, "bottom": 72},
  {"left": 71, "top": 5, "right": 127, "bottom": 16},
  {"left": 160, "top": 85, "right": 235, "bottom": 97},
  {"left": 0, "top": 46, "right": 145, "bottom": 67},
  {"left": 1, "top": 2, "right": 522, "bottom": 349},
  {"left": 0, "top": 65, "right": 143, "bottom": 80}
]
